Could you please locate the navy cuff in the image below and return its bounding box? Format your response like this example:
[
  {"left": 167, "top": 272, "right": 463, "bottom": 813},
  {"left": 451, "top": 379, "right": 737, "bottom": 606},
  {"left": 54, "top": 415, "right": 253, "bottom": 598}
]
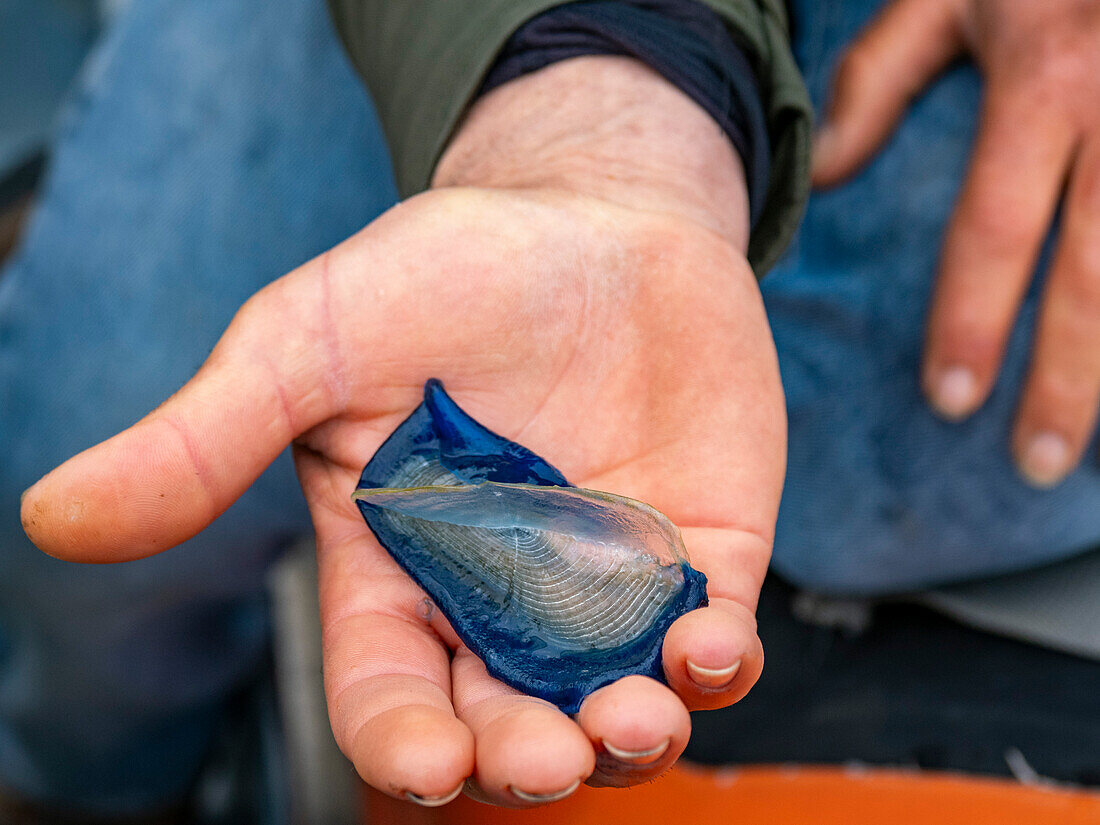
[{"left": 479, "top": 0, "right": 771, "bottom": 227}]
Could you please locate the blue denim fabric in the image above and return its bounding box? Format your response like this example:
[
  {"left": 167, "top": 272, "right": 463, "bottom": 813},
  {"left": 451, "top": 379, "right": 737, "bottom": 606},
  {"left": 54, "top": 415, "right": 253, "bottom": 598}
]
[
  {"left": 0, "top": 0, "right": 396, "bottom": 812},
  {"left": 0, "top": 1, "right": 100, "bottom": 175},
  {"left": 766, "top": 0, "right": 1100, "bottom": 594},
  {"left": 3, "top": 0, "right": 1099, "bottom": 812}
]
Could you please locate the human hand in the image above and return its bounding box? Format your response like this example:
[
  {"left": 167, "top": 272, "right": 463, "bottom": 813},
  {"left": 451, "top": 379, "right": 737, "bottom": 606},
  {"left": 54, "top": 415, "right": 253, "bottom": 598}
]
[
  {"left": 20, "top": 58, "right": 785, "bottom": 806},
  {"left": 813, "top": 0, "right": 1100, "bottom": 487}
]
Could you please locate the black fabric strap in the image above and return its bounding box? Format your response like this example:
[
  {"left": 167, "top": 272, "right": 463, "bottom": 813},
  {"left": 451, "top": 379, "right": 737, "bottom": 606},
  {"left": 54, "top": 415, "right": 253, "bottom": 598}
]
[{"left": 479, "top": 0, "right": 771, "bottom": 227}]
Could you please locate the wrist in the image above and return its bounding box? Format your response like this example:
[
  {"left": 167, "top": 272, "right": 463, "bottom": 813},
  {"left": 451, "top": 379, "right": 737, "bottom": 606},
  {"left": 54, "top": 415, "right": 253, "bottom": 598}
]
[{"left": 432, "top": 56, "right": 750, "bottom": 251}]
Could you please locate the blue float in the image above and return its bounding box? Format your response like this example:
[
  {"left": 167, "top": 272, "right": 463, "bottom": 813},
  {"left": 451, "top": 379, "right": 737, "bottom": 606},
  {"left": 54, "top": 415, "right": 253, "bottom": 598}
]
[{"left": 354, "top": 379, "right": 708, "bottom": 713}]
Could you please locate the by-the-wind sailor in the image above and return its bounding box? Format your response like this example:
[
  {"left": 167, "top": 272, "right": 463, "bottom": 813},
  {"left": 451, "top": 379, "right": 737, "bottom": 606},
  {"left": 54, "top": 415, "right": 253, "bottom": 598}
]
[{"left": 353, "top": 379, "right": 708, "bottom": 713}]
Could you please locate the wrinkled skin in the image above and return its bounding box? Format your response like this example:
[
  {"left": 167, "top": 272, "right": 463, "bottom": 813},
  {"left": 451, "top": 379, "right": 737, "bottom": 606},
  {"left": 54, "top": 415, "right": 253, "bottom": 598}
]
[{"left": 21, "top": 59, "right": 785, "bottom": 807}]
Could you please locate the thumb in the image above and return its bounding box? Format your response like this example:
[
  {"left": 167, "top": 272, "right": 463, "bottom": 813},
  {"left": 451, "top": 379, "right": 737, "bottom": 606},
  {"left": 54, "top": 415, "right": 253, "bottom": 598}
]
[
  {"left": 813, "top": 0, "right": 966, "bottom": 187},
  {"left": 20, "top": 251, "right": 348, "bottom": 563}
]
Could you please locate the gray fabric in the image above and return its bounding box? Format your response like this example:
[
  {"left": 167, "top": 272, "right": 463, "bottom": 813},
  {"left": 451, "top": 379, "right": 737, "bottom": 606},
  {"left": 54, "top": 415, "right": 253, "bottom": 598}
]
[
  {"left": 790, "top": 550, "right": 1100, "bottom": 662},
  {"left": 919, "top": 550, "right": 1100, "bottom": 661}
]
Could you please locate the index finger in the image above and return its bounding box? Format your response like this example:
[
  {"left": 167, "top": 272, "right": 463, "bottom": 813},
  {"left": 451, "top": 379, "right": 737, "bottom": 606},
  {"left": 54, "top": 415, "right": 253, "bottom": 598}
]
[{"left": 923, "top": 83, "right": 1076, "bottom": 419}]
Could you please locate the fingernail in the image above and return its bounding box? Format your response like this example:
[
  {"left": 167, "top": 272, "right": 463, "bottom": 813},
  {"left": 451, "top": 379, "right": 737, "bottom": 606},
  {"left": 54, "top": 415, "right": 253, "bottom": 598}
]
[
  {"left": 1019, "top": 431, "right": 1070, "bottom": 488},
  {"left": 929, "top": 365, "right": 977, "bottom": 420},
  {"left": 510, "top": 778, "right": 581, "bottom": 804},
  {"left": 405, "top": 783, "right": 464, "bottom": 807},
  {"left": 603, "top": 737, "right": 670, "bottom": 765},
  {"left": 686, "top": 658, "right": 741, "bottom": 689}
]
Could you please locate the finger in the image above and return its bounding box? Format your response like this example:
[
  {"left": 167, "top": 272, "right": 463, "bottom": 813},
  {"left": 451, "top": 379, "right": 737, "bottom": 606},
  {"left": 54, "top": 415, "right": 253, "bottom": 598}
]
[
  {"left": 1012, "top": 141, "right": 1100, "bottom": 487},
  {"left": 813, "top": 0, "right": 965, "bottom": 186},
  {"left": 450, "top": 648, "right": 594, "bottom": 808},
  {"left": 19, "top": 250, "right": 353, "bottom": 562},
  {"left": 663, "top": 597, "right": 763, "bottom": 711},
  {"left": 324, "top": 616, "right": 474, "bottom": 805},
  {"left": 922, "top": 89, "right": 1078, "bottom": 420},
  {"left": 299, "top": 450, "right": 476, "bottom": 803},
  {"left": 661, "top": 527, "right": 766, "bottom": 711},
  {"left": 576, "top": 675, "right": 690, "bottom": 788}
]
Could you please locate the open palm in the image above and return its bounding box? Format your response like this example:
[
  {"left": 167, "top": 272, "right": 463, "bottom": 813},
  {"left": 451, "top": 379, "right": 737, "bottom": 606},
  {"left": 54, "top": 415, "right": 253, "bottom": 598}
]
[{"left": 21, "top": 186, "right": 785, "bottom": 806}]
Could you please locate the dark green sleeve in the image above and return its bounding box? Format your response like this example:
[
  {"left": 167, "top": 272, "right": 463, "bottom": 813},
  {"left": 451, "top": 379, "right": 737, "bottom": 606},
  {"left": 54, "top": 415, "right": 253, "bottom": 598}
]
[{"left": 327, "top": 0, "right": 812, "bottom": 275}]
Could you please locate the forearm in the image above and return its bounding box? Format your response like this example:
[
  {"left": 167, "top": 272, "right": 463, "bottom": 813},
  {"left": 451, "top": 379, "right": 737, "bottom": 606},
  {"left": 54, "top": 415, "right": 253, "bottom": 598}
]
[{"left": 433, "top": 55, "right": 750, "bottom": 251}]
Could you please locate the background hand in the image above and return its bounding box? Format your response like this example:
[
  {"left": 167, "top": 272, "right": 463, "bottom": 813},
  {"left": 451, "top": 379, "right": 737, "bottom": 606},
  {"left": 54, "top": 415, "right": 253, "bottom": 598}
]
[
  {"left": 21, "top": 59, "right": 785, "bottom": 806},
  {"left": 813, "top": 0, "right": 1100, "bottom": 487}
]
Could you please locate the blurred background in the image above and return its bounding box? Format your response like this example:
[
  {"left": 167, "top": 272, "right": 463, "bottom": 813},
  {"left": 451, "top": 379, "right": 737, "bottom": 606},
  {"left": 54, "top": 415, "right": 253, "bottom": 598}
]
[{"left": 2, "top": 1, "right": 1099, "bottom": 823}]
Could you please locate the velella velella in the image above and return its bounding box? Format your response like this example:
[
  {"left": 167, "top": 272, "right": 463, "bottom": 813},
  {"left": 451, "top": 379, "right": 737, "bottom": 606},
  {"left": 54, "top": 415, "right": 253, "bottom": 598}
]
[{"left": 353, "top": 379, "right": 708, "bottom": 713}]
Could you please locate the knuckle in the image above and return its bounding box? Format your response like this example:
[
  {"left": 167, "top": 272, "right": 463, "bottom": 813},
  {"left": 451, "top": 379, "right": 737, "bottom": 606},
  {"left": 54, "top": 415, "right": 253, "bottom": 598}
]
[
  {"left": 953, "top": 195, "right": 1033, "bottom": 259},
  {"left": 1016, "top": 29, "right": 1090, "bottom": 93},
  {"left": 233, "top": 279, "right": 290, "bottom": 336},
  {"left": 230, "top": 289, "right": 267, "bottom": 330},
  {"left": 1034, "top": 49, "right": 1085, "bottom": 93}
]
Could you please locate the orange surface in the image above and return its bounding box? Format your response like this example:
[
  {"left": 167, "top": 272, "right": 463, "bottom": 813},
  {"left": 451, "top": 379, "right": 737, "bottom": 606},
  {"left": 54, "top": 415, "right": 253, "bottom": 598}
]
[{"left": 364, "top": 764, "right": 1100, "bottom": 825}]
